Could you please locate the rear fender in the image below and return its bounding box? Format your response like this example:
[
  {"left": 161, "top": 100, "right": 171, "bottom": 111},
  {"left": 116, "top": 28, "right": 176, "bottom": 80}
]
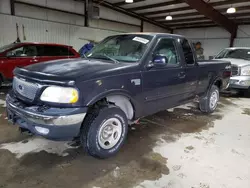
[{"left": 205, "top": 76, "right": 222, "bottom": 96}]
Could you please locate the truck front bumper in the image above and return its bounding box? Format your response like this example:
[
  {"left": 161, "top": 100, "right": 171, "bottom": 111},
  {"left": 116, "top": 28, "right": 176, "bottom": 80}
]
[
  {"left": 228, "top": 76, "right": 250, "bottom": 90},
  {"left": 6, "top": 92, "right": 87, "bottom": 140}
]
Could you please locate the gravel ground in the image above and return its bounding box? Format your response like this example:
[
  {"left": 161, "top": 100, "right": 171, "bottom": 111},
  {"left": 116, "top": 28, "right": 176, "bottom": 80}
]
[{"left": 0, "top": 86, "right": 249, "bottom": 188}]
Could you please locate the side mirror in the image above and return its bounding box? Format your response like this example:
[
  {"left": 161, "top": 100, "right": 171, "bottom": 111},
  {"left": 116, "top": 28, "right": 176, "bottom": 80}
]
[
  {"left": 151, "top": 55, "right": 168, "bottom": 68},
  {"left": 6, "top": 51, "right": 15, "bottom": 58}
]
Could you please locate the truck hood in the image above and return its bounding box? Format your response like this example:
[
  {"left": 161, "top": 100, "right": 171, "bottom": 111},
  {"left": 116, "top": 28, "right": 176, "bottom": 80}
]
[
  {"left": 19, "top": 58, "right": 137, "bottom": 80},
  {"left": 218, "top": 58, "right": 250, "bottom": 67}
]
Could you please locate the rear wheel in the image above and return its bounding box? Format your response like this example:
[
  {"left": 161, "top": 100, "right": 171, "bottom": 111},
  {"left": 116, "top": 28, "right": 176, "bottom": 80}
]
[
  {"left": 199, "top": 85, "right": 219, "bottom": 113},
  {"left": 80, "top": 105, "right": 128, "bottom": 159}
]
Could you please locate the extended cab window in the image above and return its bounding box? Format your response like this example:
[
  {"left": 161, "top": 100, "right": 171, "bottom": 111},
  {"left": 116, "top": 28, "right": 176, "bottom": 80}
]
[
  {"left": 181, "top": 39, "right": 195, "bottom": 65},
  {"left": 154, "top": 38, "right": 179, "bottom": 65},
  {"left": 7, "top": 45, "right": 38, "bottom": 57}
]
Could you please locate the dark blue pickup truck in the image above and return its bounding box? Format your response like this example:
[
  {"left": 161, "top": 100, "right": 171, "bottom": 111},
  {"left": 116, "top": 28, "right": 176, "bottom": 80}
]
[{"left": 6, "top": 33, "right": 231, "bottom": 158}]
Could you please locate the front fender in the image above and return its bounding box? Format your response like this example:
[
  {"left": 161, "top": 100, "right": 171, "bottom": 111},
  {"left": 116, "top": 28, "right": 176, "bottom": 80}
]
[
  {"left": 86, "top": 89, "right": 135, "bottom": 106},
  {"left": 85, "top": 89, "right": 141, "bottom": 119},
  {"left": 77, "top": 72, "right": 143, "bottom": 117}
]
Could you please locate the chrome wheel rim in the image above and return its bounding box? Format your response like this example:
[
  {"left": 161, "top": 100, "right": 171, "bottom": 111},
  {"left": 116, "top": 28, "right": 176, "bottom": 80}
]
[
  {"left": 98, "top": 118, "right": 122, "bottom": 150},
  {"left": 209, "top": 91, "right": 219, "bottom": 110}
]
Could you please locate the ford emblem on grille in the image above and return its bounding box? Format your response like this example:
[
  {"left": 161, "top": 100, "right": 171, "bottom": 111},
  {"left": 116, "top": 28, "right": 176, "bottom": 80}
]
[
  {"left": 13, "top": 77, "right": 38, "bottom": 100},
  {"left": 18, "top": 85, "right": 23, "bottom": 90}
]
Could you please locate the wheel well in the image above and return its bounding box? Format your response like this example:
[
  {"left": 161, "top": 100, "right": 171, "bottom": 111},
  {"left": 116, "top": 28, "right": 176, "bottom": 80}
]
[
  {"left": 214, "top": 79, "right": 222, "bottom": 90},
  {"left": 89, "top": 95, "right": 134, "bottom": 120},
  {"left": 106, "top": 95, "right": 134, "bottom": 120}
]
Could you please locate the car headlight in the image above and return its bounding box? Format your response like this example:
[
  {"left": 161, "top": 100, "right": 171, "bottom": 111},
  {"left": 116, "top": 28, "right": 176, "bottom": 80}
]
[
  {"left": 40, "top": 86, "right": 79, "bottom": 104},
  {"left": 241, "top": 65, "right": 250, "bottom": 76}
]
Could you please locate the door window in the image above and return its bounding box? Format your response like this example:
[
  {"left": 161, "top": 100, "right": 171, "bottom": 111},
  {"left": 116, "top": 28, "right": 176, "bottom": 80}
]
[
  {"left": 153, "top": 38, "right": 179, "bottom": 65},
  {"left": 180, "top": 39, "right": 195, "bottom": 65},
  {"left": 7, "top": 45, "right": 37, "bottom": 57},
  {"left": 41, "top": 46, "right": 74, "bottom": 56}
]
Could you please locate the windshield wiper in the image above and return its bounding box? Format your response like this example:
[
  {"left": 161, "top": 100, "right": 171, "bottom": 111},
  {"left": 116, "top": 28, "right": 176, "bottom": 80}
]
[
  {"left": 89, "top": 54, "right": 119, "bottom": 64},
  {"left": 102, "top": 54, "right": 120, "bottom": 64}
]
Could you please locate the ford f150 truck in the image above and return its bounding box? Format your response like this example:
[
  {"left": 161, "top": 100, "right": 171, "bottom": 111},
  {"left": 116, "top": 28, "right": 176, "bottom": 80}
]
[{"left": 6, "top": 33, "right": 231, "bottom": 158}]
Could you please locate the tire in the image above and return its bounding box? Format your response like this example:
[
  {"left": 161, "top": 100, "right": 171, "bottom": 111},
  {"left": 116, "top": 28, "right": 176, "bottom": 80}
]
[
  {"left": 199, "top": 85, "right": 219, "bottom": 113},
  {"left": 80, "top": 105, "right": 128, "bottom": 159}
]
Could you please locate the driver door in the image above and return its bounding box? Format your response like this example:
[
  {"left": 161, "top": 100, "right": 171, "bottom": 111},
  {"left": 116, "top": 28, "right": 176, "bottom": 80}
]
[
  {"left": 142, "top": 38, "right": 187, "bottom": 115},
  {"left": 5, "top": 45, "right": 39, "bottom": 78}
]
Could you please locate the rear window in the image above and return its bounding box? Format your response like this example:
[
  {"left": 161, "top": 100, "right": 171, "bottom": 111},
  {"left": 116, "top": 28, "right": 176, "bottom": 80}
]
[
  {"left": 180, "top": 39, "right": 195, "bottom": 64},
  {"left": 37, "top": 45, "right": 75, "bottom": 56}
]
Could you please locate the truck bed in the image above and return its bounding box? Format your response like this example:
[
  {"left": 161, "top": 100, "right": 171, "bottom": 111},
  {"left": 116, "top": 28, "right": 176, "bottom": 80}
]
[{"left": 198, "top": 60, "right": 231, "bottom": 65}]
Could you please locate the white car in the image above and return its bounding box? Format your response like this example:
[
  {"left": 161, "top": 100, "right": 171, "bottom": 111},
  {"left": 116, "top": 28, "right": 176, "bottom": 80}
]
[{"left": 214, "top": 47, "right": 250, "bottom": 92}]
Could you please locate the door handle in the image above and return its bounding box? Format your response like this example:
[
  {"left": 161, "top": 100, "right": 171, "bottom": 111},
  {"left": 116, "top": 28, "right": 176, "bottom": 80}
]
[
  {"left": 178, "top": 72, "right": 186, "bottom": 79},
  {"left": 30, "top": 59, "right": 38, "bottom": 63}
]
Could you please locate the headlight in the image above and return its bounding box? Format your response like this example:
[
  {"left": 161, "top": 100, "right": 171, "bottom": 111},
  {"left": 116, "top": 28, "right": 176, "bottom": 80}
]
[
  {"left": 241, "top": 65, "right": 250, "bottom": 76},
  {"left": 40, "top": 86, "right": 79, "bottom": 104}
]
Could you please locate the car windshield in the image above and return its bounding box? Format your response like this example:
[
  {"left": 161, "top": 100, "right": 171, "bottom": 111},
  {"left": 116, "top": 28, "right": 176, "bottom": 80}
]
[
  {"left": 0, "top": 43, "right": 17, "bottom": 53},
  {"left": 86, "top": 34, "right": 153, "bottom": 63},
  {"left": 215, "top": 49, "right": 250, "bottom": 60}
]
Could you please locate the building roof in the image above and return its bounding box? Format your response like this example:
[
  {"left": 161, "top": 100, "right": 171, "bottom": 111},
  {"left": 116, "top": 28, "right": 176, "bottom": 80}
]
[{"left": 101, "top": 0, "right": 250, "bottom": 30}]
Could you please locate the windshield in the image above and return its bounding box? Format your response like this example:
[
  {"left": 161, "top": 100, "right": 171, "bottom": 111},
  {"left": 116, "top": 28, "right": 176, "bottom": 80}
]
[
  {"left": 0, "top": 43, "right": 17, "bottom": 53},
  {"left": 86, "top": 34, "right": 153, "bottom": 63},
  {"left": 215, "top": 49, "right": 250, "bottom": 60}
]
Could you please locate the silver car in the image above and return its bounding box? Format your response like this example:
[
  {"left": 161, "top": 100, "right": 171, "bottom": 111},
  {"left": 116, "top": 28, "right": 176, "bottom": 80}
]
[{"left": 214, "top": 47, "right": 250, "bottom": 92}]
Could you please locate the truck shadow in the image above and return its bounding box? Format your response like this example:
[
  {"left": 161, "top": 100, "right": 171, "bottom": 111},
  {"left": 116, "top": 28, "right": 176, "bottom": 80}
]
[
  {"left": 1, "top": 90, "right": 241, "bottom": 188},
  {"left": 0, "top": 100, "right": 229, "bottom": 188},
  {"left": 221, "top": 90, "right": 250, "bottom": 99}
]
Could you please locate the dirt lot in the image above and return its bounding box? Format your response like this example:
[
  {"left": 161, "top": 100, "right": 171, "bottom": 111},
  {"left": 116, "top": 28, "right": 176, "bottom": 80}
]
[{"left": 0, "top": 86, "right": 250, "bottom": 188}]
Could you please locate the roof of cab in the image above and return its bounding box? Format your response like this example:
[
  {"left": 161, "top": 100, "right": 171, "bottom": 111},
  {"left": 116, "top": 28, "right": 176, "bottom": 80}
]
[{"left": 113, "top": 32, "right": 184, "bottom": 38}]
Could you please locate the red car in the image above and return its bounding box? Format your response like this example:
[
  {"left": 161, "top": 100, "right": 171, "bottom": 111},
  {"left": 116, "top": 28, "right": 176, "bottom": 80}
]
[{"left": 0, "top": 42, "right": 80, "bottom": 86}]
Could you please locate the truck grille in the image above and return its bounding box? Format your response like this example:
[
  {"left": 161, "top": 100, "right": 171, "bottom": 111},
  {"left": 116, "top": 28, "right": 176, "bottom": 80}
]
[
  {"left": 231, "top": 65, "right": 240, "bottom": 76},
  {"left": 13, "top": 77, "right": 39, "bottom": 101}
]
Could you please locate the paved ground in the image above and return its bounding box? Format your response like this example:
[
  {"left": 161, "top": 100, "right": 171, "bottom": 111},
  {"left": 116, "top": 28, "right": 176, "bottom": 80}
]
[{"left": 0, "top": 86, "right": 250, "bottom": 188}]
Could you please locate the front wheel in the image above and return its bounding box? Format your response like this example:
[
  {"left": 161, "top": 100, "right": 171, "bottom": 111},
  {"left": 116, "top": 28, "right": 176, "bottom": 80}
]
[
  {"left": 199, "top": 85, "right": 219, "bottom": 113},
  {"left": 80, "top": 105, "right": 128, "bottom": 159}
]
